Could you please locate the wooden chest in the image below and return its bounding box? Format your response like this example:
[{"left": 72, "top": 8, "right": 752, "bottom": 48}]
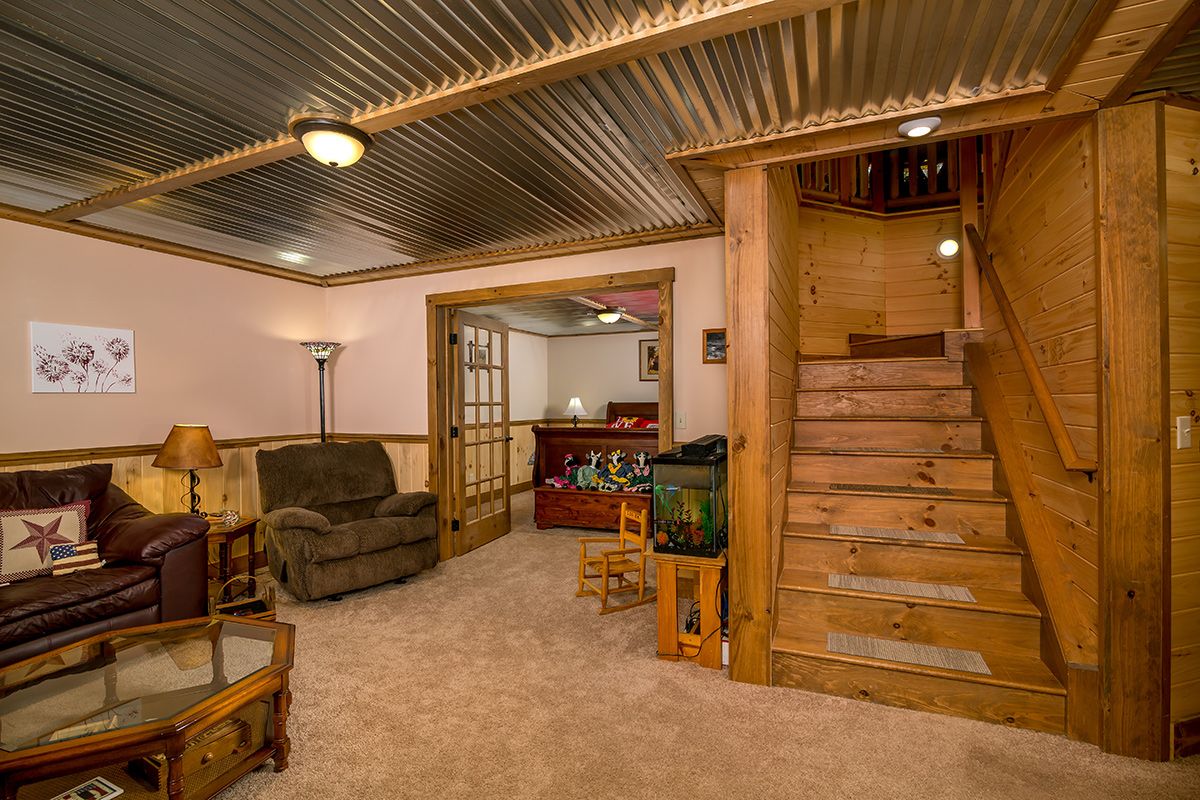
[{"left": 534, "top": 488, "right": 651, "bottom": 531}]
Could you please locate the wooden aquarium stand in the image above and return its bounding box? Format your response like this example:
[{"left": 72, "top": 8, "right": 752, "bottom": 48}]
[{"left": 651, "top": 550, "right": 726, "bottom": 669}]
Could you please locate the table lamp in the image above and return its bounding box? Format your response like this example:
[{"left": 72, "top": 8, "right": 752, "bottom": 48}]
[
  {"left": 152, "top": 424, "right": 223, "bottom": 515},
  {"left": 564, "top": 397, "right": 588, "bottom": 428},
  {"left": 300, "top": 341, "right": 341, "bottom": 442}
]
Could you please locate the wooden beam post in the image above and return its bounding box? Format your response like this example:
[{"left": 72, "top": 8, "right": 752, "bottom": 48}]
[
  {"left": 959, "top": 138, "right": 981, "bottom": 328},
  {"left": 1096, "top": 101, "right": 1171, "bottom": 761},
  {"left": 725, "top": 167, "right": 773, "bottom": 684}
]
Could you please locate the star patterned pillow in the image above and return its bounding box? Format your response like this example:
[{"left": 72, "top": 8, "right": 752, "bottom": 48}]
[{"left": 0, "top": 501, "right": 90, "bottom": 584}]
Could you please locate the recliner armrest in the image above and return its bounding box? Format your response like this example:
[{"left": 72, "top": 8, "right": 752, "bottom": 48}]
[
  {"left": 375, "top": 491, "right": 437, "bottom": 518},
  {"left": 263, "top": 507, "right": 331, "bottom": 534}
]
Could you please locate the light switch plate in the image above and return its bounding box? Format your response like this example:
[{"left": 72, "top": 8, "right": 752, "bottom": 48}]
[
  {"left": 675, "top": 411, "right": 687, "bottom": 430},
  {"left": 1178, "top": 416, "right": 1192, "bottom": 449}
]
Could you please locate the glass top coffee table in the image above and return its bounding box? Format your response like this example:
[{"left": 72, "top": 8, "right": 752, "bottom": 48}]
[{"left": 0, "top": 617, "right": 294, "bottom": 800}]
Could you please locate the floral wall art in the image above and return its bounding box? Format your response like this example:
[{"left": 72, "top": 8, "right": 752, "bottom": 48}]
[{"left": 30, "top": 322, "right": 135, "bottom": 393}]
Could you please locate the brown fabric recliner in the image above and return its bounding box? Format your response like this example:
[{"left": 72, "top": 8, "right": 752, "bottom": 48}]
[
  {"left": 256, "top": 441, "right": 437, "bottom": 601},
  {"left": 0, "top": 464, "right": 210, "bottom": 667}
]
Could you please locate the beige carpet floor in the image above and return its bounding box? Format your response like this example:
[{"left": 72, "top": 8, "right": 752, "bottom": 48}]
[{"left": 223, "top": 492, "right": 1200, "bottom": 800}]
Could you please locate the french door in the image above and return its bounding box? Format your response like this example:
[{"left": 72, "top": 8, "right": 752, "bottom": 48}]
[{"left": 450, "top": 310, "right": 512, "bottom": 554}]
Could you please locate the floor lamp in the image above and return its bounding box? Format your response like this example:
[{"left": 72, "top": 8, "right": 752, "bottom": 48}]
[{"left": 300, "top": 341, "right": 341, "bottom": 442}]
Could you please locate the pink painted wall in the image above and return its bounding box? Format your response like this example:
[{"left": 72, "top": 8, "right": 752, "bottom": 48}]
[
  {"left": 0, "top": 220, "right": 327, "bottom": 452},
  {"left": 325, "top": 236, "right": 728, "bottom": 437}
]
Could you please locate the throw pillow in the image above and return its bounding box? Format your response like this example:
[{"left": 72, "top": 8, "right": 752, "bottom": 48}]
[
  {"left": 50, "top": 541, "right": 104, "bottom": 576},
  {"left": 607, "top": 416, "right": 640, "bottom": 429},
  {"left": 0, "top": 501, "right": 90, "bottom": 583}
]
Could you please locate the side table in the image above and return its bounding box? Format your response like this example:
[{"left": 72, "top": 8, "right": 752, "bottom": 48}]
[
  {"left": 650, "top": 549, "right": 726, "bottom": 669},
  {"left": 207, "top": 517, "right": 260, "bottom": 602}
]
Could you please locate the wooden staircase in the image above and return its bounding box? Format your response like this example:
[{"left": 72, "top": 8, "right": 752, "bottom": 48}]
[{"left": 771, "top": 330, "right": 1067, "bottom": 734}]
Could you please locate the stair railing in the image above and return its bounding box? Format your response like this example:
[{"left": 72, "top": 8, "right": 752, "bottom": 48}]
[{"left": 964, "top": 224, "right": 1098, "bottom": 475}]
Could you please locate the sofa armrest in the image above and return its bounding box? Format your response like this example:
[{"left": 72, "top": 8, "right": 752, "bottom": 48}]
[
  {"left": 375, "top": 492, "right": 437, "bottom": 518},
  {"left": 263, "top": 507, "right": 331, "bottom": 534},
  {"left": 96, "top": 510, "right": 209, "bottom": 567}
]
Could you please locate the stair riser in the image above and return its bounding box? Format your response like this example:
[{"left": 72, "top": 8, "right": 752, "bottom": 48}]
[
  {"left": 799, "top": 360, "right": 964, "bottom": 389},
  {"left": 776, "top": 590, "right": 1041, "bottom": 657},
  {"left": 782, "top": 537, "right": 1022, "bottom": 589},
  {"left": 790, "top": 452, "right": 993, "bottom": 491},
  {"left": 848, "top": 332, "right": 945, "bottom": 360},
  {"left": 771, "top": 651, "right": 1065, "bottom": 734},
  {"left": 795, "top": 388, "right": 974, "bottom": 417},
  {"left": 788, "top": 490, "right": 1005, "bottom": 536},
  {"left": 793, "top": 419, "right": 982, "bottom": 451}
]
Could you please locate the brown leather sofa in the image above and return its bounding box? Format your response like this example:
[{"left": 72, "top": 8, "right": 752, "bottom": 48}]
[{"left": 0, "top": 464, "right": 209, "bottom": 667}]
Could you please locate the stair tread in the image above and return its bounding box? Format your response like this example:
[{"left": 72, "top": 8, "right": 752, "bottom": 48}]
[
  {"left": 797, "top": 384, "right": 971, "bottom": 393},
  {"left": 777, "top": 566, "right": 1039, "bottom": 616},
  {"left": 788, "top": 481, "right": 1006, "bottom": 503},
  {"left": 799, "top": 356, "right": 952, "bottom": 365},
  {"left": 794, "top": 415, "right": 982, "bottom": 422},
  {"left": 783, "top": 521, "right": 1021, "bottom": 554},
  {"left": 771, "top": 623, "right": 1065, "bottom": 696},
  {"left": 791, "top": 447, "right": 993, "bottom": 459}
]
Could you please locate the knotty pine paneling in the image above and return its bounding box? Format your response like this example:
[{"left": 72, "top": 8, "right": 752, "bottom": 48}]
[
  {"left": 883, "top": 211, "right": 964, "bottom": 335},
  {"left": 769, "top": 169, "right": 801, "bottom": 583},
  {"left": 981, "top": 117, "right": 1100, "bottom": 643},
  {"left": 796, "top": 206, "right": 884, "bottom": 355},
  {"left": 1166, "top": 104, "right": 1200, "bottom": 724}
]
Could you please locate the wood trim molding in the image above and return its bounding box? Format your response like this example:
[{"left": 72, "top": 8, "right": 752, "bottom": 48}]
[
  {"left": 425, "top": 268, "right": 676, "bottom": 307},
  {"left": 0, "top": 433, "right": 319, "bottom": 467},
  {"left": 329, "top": 433, "right": 428, "bottom": 444},
  {"left": 0, "top": 203, "right": 323, "bottom": 286},
  {"left": 966, "top": 224, "right": 1097, "bottom": 473},
  {"left": 1096, "top": 101, "right": 1171, "bottom": 761},
  {"left": 1045, "top": 0, "right": 1121, "bottom": 92},
  {"left": 45, "top": 1, "right": 850, "bottom": 221}
]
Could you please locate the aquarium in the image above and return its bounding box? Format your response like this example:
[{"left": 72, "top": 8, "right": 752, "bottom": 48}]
[{"left": 651, "top": 436, "right": 728, "bottom": 557}]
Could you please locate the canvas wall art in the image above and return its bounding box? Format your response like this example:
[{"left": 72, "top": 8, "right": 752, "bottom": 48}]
[{"left": 30, "top": 322, "right": 135, "bottom": 393}]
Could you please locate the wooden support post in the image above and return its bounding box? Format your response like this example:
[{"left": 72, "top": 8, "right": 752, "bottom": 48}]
[
  {"left": 1096, "top": 102, "right": 1171, "bottom": 761},
  {"left": 960, "top": 138, "right": 981, "bottom": 328}
]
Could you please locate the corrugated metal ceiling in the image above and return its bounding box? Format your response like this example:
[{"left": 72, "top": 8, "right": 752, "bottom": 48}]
[
  {"left": 0, "top": 0, "right": 1112, "bottom": 278},
  {"left": 471, "top": 288, "right": 660, "bottom": 336}
]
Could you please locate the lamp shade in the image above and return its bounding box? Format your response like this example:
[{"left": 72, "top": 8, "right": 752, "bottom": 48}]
[
  {"left": 300, "top": 341, "right": 341, "bottom": 362},
  {"left": 563, "top": 397, "right": 588, "bottom": 418},
  {"left": 151, "top": 424, "right": 223, "bottom": 469}
]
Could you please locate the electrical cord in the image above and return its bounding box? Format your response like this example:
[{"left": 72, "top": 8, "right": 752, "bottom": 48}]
[{"left": 656, "top": 576, "right": 728, "bottom": 660}]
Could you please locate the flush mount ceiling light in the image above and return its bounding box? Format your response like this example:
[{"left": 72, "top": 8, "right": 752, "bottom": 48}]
[
  {"left": 937, "top": 238, "right": 961, "bottom": 258},
  {"left": 596, "top": 307, "right": 624, "bottom": 324},
  {"left": 898, "top": 116, "right": 942, "bottom": 139},
  {"left": 288, "top": 113, "right": 372, "bottom": 168}
]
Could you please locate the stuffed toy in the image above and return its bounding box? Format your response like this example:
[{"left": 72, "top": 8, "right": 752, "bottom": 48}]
[
  {"left": 545, "top": 453, "right": 579, "bottom": 489},
  {"left": 627, "top": 451, "right": 653, "bottom": 492},
  {"left": 598, "top": 449, "right": 632, "bottom": 491},
  {"left": 575, "top": 450, "right": 603, "bottom": 490}
]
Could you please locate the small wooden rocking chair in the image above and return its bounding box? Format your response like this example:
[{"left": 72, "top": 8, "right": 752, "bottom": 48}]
[{"left": 576, "top": 502, "right": 655, "bottom": 614}]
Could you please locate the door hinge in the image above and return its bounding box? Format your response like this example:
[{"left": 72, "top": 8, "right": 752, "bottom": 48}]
[
  {"left": 451, "top": 518, "right": 460, "bottom": 532},
  {"left": 449, "top": 332, "right": 458, "bottom": 345},
  {"left": 450, "top": 425, "right": 459, "bottom": 438}
]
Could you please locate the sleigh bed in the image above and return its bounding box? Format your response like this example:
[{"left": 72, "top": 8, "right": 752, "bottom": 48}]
[{"left": 532, "top": 402, "right": 659, "bottom": 531}]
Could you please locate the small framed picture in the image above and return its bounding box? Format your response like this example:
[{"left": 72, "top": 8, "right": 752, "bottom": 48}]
[
  {"left": 639, "top": 339, "right": 659, "bottom": 382},
  {"left": 702, "top": 328, "right": 727, "bottom": 364}
]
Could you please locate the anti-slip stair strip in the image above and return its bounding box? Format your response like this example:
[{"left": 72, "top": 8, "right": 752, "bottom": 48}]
[
  {"left": 829, "top": 483, "right": 954, "bottom": 496},
  {"left": 828, "top": 573, "right": 977, "bottom": 603},
  {"left": 826, "top": 632, "right": 992, "bottom": 676},
  {"left": 828, "top": 524, "right": 965, "bottom": 544}
]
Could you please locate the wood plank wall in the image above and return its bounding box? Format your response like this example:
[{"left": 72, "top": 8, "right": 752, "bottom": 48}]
[
  {"left": 1166, "top": 104, "right": 1200, "bottom": 726},
  {"left": 768, "top": 169, "right": 802, "bottom": 585},
  {"left": 980, "top": 118, "right": 1101, "bottom": 649},
  {"left": 883, "top": 211, "right": 965, "bottom": 336},
  {"left": 796, "top": 205, "right": 964, "bottom": 354}
]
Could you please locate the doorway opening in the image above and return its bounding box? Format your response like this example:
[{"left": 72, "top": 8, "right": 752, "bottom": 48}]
[{"left": 426, "top": 268, "right": 675, "bottom": 560}]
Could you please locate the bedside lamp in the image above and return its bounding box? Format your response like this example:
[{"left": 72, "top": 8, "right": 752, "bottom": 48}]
[
  {"left": 301, "top": 341, "right": 341, "bottom": 442},
  {"left": 564, "top": 397, "right": 588, "bottom": 428},
  {"left": 152, "top": 424, "right": 223, "bottom": 515}
]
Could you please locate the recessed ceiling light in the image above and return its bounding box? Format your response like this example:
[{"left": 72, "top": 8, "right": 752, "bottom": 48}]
[
  {"left": 278, "top": 251, "right": 309, "bottom": 264},
  {"left": 288, "top": 113, "right": 372, "bottom": 167},
  {"left": 596, "top": 307, "right": 623, "bottom": 324},
  {"left": 937, "top": 238, "right": 960, "bottom": 258},
  {"left": 898, "top": 116, "right": 942, "bottom": 138}
]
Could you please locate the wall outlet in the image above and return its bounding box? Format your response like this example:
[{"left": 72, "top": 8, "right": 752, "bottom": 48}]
[
  {"left": 675, "top": 411, "right": 687, "bottom": 430},
  {"left": 1178, "top": 416, "right": 1192, "bottom": 449}
]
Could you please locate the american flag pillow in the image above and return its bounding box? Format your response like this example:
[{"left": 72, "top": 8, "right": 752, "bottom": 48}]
[{"left": 50, "top": 541, "right": 104, "bottom": 576}]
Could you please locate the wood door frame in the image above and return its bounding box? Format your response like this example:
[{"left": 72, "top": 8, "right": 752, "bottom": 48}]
[{"left": 426, "top": 268, "right": 676, "bottom": 561}]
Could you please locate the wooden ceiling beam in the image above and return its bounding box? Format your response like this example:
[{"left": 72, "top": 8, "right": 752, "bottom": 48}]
[
  {"left": 668, "top": 87, "right": 1097, "bottom": 170},
  {"left": 43, "top": 0, "right": 850, "bottom": 223},
  {"left": 1101, "top": 0, "right": 1200, "bottom": 108},
  {"left": 566, "top": 295, "right": 654, "bottom": 328}
]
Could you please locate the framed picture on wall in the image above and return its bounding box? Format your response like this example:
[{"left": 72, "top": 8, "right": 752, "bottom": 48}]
[
  {"left": 639, "top": 339, "right": 659, "bottom": 382},
  {"left": 30, "top": 322, "right": 135, "bottom": 393},
  {"left": 702, "top": 328, "right": 727, "bottom": 364}
]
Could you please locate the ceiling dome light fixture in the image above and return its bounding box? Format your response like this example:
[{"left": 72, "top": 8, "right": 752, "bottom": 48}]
[
  {"left": 596, "top": 307, "right": 624, "bottom": 324},
  {"left": 937, "top": 238, "right": 961, "bottom": 258},
  {"left": 288, "top": 113, "right": 372, "bottom": 168},
  {"left": 898, "top": 116, "right": 942, "bottom": 139}
]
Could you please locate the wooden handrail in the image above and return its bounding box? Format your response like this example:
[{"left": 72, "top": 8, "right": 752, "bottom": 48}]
[{"left": 965, "top": 224, "right": 1098, "bottom": 474}]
